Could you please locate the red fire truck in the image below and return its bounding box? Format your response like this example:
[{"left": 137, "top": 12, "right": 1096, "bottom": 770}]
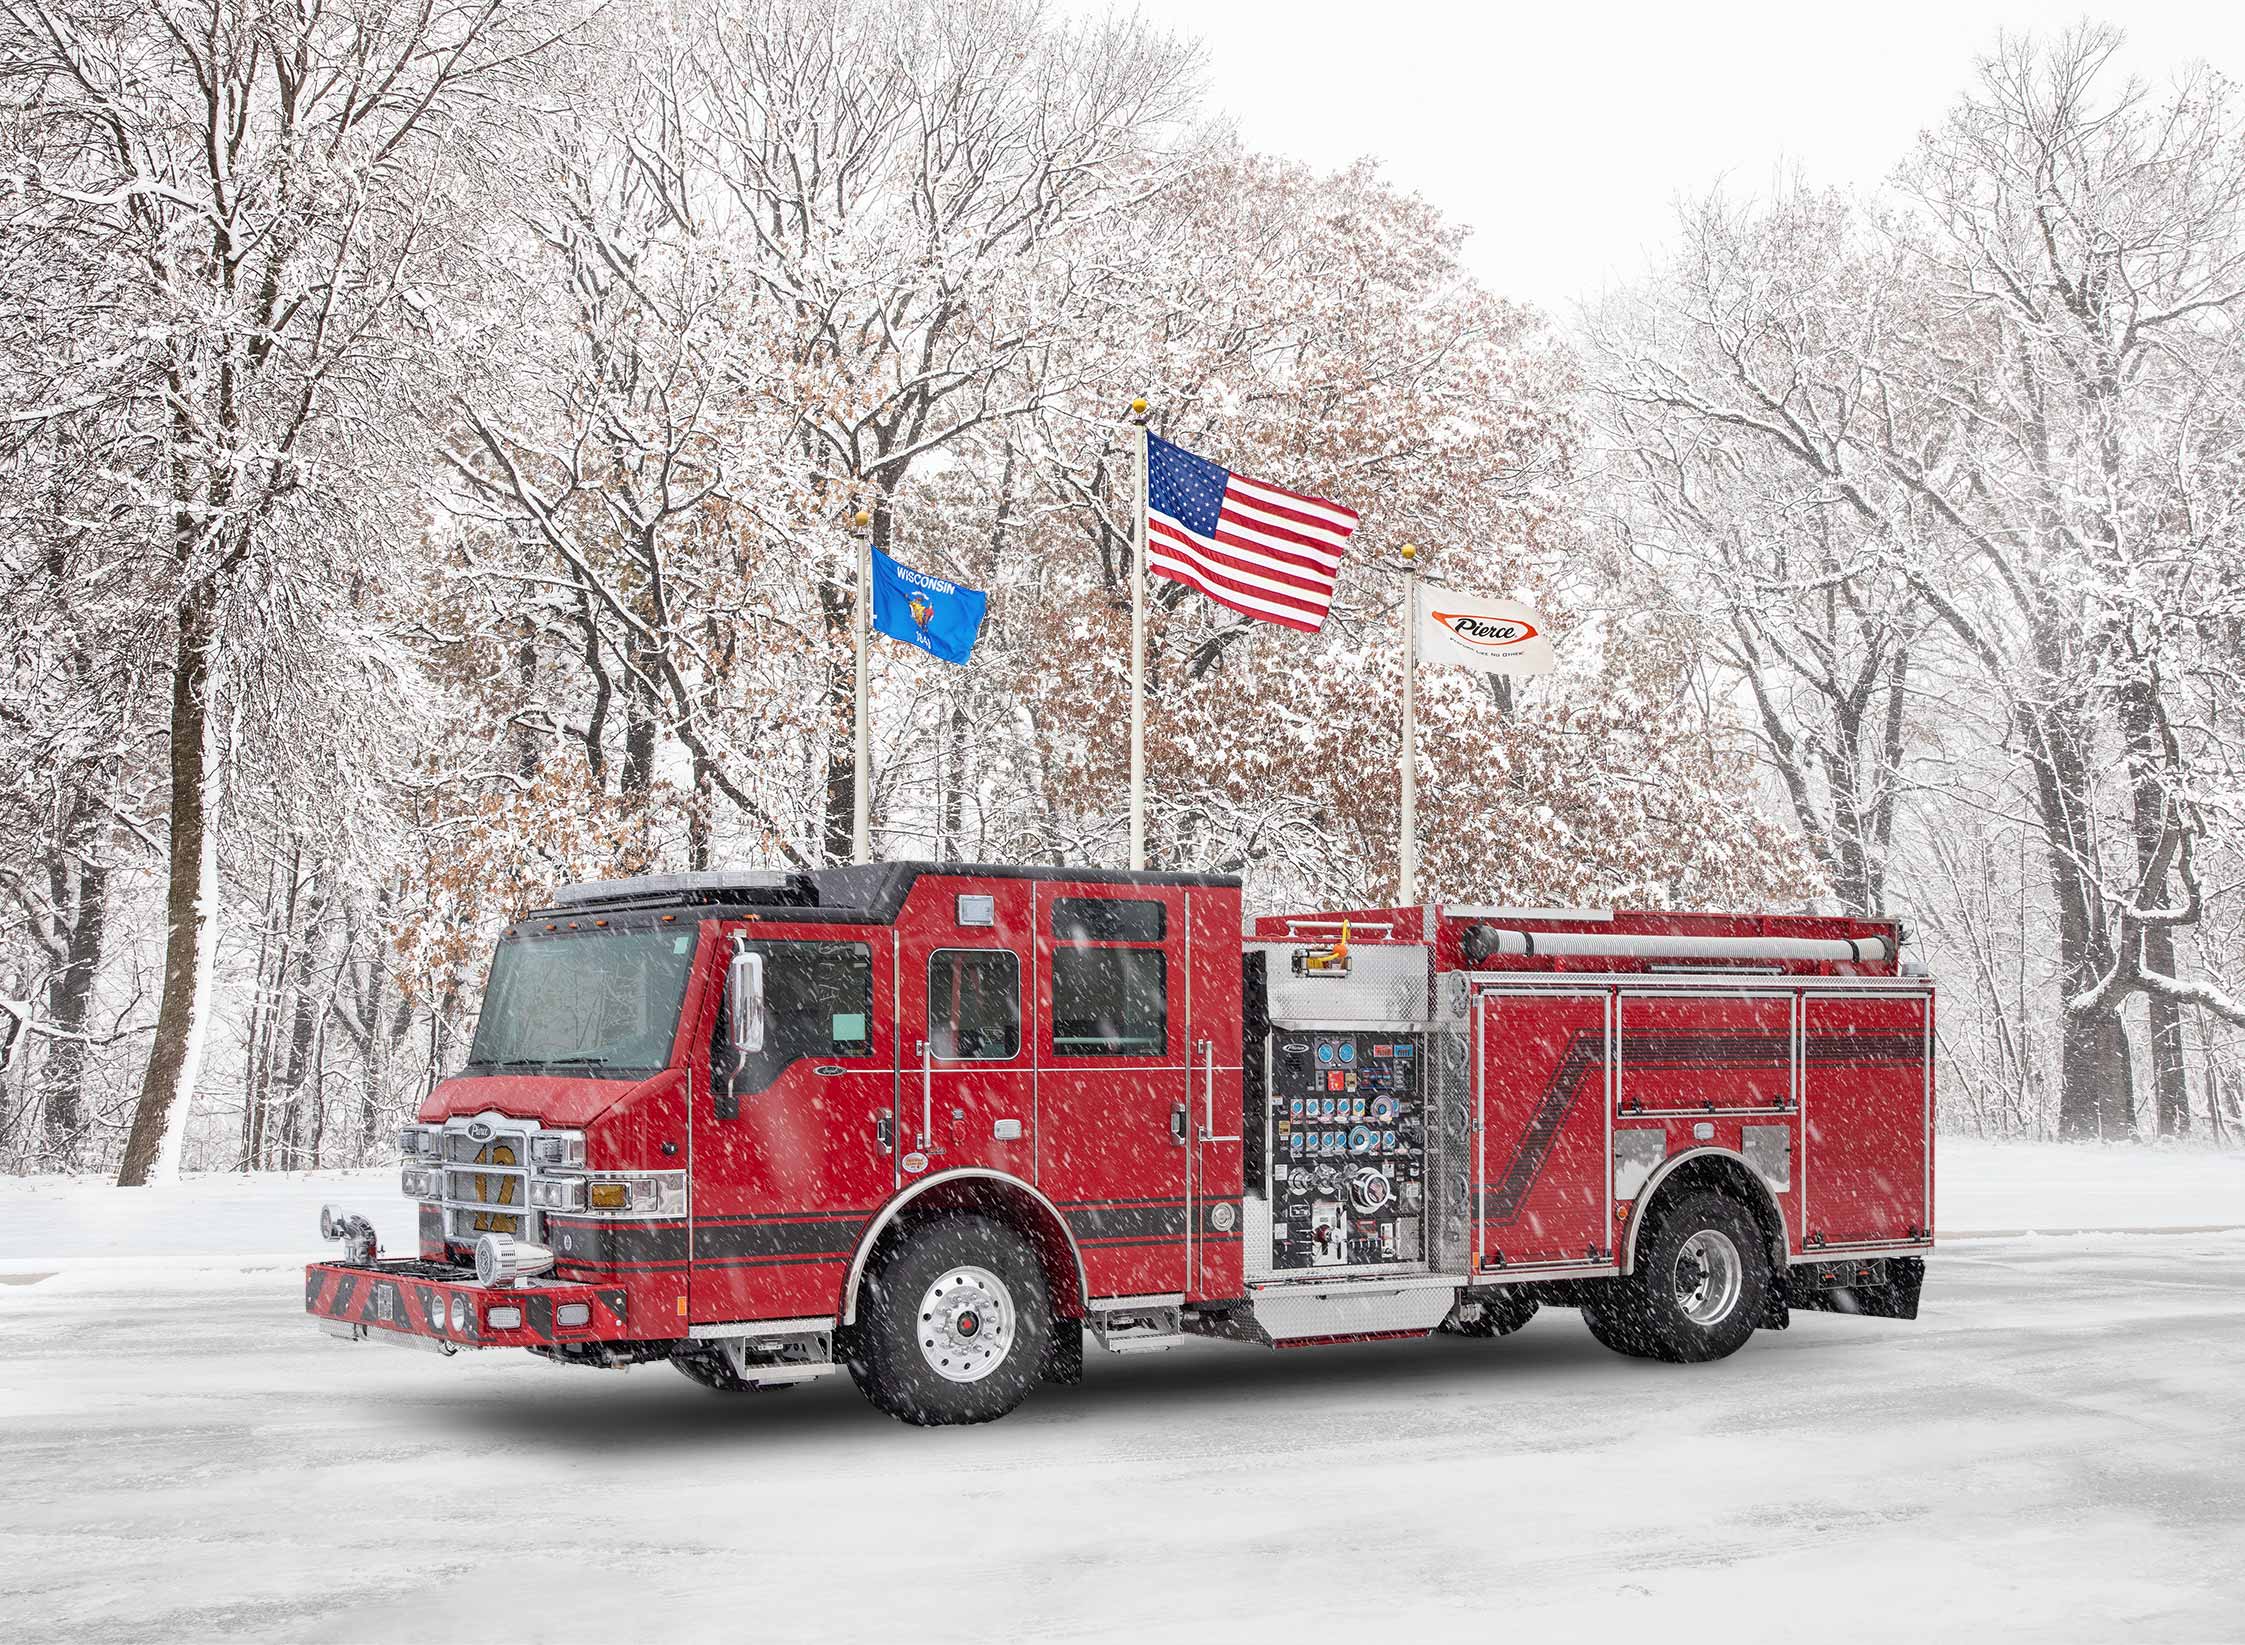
[{"left": 306, "top": 865, "right": 1934, "bottom": 1425}]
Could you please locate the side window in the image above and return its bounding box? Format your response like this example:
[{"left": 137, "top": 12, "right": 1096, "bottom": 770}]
[
  {"left": 927, "top": 950, "right": 1021, "bottom": 1060},
  {"left": 1050, "top": 897, "right": 1167, "bottom": 1057},
  {"left": 1053, "top": 897, "right": 1165, "bottom": 943},
  {"left": 716, "top": 940, "right": 873, "bottom": 1093}
]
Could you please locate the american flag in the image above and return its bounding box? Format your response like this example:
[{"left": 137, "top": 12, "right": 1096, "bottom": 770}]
[{"left": 1144, "top": 433, "right": 1359, "bottom": 632}]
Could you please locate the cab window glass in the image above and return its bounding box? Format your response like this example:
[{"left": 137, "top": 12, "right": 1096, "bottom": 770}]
[
  {"left": 927, "top": 950, "right": 1020, "bottom": 1060},
  {"left": 1051, "top": 946, "right": 1166, "bottom": 1057},
  {"left": 1052, "top": 897, "right": 1165, "bottom": 943},
  {"left": 716, "top": 940, "right": 872, "bottom": 1092}
]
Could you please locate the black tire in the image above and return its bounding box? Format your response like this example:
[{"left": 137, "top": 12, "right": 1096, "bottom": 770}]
[
  {"left": 1583, "top": 1188, "right": 1769, "bottom": 1364},
  {"left": 670, "top": 1351, "right": 798, "bottom": 1394},
  {"left": 1441, "top": 1288, "right": 1539, "bottom": 1338},
  {"left": 847, "top": 1213, "right": 1052, "bottom": 1426}
]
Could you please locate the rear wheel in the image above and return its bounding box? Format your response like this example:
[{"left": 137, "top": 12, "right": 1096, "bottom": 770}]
[
  {"left": 847, "top": 1213, "right": 1051, "bottom": 1426},
  {"left": 1584, "top": 1188, "right": 1768, "bottom": 1364}
]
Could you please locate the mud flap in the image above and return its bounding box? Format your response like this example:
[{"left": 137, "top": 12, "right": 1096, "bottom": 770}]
[{"left": 1042, "top": 1317, "right": 1085, "bottom": 1386}]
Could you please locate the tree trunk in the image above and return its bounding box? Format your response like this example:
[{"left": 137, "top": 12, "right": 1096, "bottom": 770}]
[
  {"left": 2057, "top": 999, "right": 2132, "bottom": 1140},
  {"left": 618, "top": 657, "right": 658, "bottom": 873},
  {"left": 2048, "top": 826, "right": 2130, "bottom": 1140},
  {"left": 275, "top": 887, "right": 325, "bottom": 1168},
  {"left": 2143, "top": 923, "right": 2190, "bottom": 1136},
  {"left": 39, "top": 844, "right": 109, "bottom": 1167},
  {"left": 687, "top": 759, "right": 713, "bottom": 871},
  {"left": 939, "top": 698, "right": 969, "bottom": 862},
  {"left": 118, "top": 587, "right": 221, "bottom": 1186},
  {"left": 2114, "top": 672, "right": 2191, "bottom": 1137},
  {"left": 819, "top": 568, "right": 856, "bottom": 865}
]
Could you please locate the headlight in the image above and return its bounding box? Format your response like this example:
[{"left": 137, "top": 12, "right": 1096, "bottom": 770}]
[
  {"left": 529, "top": 1177, "right": 586, "bottom": 1212},
  {"left": 577, "top": 1171, "right": 687, "bottom": 1217},
  {"left": 400, "top": 1165, "right": 443, "bottom": 1200},
  {"left": 398, "top": 1125, "right": 441, "bottom": 1160},
  {"left": 529, "top": 1132, "right": 585, "bottom": 1168},
  {"left": 485, "top": 1306, "right": 523, "bottom": 1331}
]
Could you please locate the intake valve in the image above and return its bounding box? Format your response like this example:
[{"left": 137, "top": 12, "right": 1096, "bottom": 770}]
[
  {"left": 318, "top": 1204, "right": 379, "bottom": 1266},
  {"left": 1348, "top": 1169, "right": 1393, "bottom": 1215}
]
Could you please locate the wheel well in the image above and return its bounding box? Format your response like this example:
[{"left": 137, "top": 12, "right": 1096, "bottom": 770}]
[
  {"left": 841, "top": 1174, "right": 1087, "bottom": 1326},
  {"left": 1627, "top": 1150, "right": 1787, "bottom": 1277}
]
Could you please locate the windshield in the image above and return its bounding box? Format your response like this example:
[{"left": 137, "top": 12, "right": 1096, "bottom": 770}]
[{"left": 465, "top": 926, "right": 697, "bottom": 1078}]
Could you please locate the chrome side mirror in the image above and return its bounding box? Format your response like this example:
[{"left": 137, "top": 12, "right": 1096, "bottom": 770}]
[{"left": 727, "top": 948, "right": 766, "bottom": 1063}]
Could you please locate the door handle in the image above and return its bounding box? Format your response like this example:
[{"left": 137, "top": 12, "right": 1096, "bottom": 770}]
[
  {"left": 1169, "top": 1102, "right": 1188, "bottom": 1145},
  {"left": 876, "top": 1112, "right": 894, "bottom": 1154}
]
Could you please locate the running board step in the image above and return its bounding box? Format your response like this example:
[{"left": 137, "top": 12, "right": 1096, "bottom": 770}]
[{"left": 1089, "top": 1303, "right": 1184, "bottom": 1353}]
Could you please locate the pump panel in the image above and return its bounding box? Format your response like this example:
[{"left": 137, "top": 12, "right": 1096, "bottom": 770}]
[{"left": 1266, "top": 1030, "right": 1426, "bottom": 1269}]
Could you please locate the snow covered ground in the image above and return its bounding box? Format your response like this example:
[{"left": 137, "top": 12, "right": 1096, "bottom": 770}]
[{"left": 1, "top": 1145, "right": 2240, "bottom": 1642}]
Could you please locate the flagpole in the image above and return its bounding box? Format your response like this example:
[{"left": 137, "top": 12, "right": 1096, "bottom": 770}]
[
  {"left": 852, "top": 507, "right": 873, "bottom": 865},
  {"left": 1398, "top": 542, "right": 1420, "bottom": 906},
  {"left": 1127, "top": 396, "right": 1149, "bottom": 871}
]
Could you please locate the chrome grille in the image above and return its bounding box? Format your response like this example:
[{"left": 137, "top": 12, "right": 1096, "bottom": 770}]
[{"left": 436, "top": 1121, "right": 537, "bottom": 1242}]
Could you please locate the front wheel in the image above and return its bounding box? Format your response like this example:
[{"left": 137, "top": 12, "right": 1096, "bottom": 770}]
[
  {"left": 1584, "top": 1188, "right": 1768, "bottom": 1364},
  {"left": 847, "top": 1213, "right": 1052, "bottom": 1426}
]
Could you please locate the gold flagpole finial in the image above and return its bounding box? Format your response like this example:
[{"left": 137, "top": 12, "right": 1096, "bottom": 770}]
[
  {"left": 1399, "top": 542, "right": 1418, "bottom": 563},
  {"left": 1129, "top": 396, "right": 1148, "bottom": 419},
  {"left": 852, "top": 509, "right": 871, "bottom": 529}
]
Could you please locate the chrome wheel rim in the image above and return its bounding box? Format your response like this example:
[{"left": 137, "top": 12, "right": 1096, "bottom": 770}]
[
  {"left": 1673, "top": 1229, "right": 1744, "bottom": 1327},
  {"left": 917, "top": 1265, "right": 1016, "bottom": 1383}
]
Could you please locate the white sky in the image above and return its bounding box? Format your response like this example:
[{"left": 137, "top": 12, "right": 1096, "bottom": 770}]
[{"left": 1088, "top": 1, "right": 2245, "bottom": 314}]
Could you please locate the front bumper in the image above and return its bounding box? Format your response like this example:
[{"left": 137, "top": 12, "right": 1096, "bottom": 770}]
[{"left": 305, "top": 1259, "right": 633, "bottom": 1351}]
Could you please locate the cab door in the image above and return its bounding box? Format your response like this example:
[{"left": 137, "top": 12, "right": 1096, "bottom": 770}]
[
  {"left": 690, "top": 929, "right": 897, "bottom": 1324},
  {"left": 898, "top": 881, "right": 1035, "bottom": 1184},
  {"left": 1033, "top": 880, "right": 1192, "bottom": 1299}
]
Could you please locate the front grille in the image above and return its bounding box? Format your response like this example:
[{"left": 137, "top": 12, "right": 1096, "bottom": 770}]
[{"left": 440, "top": 1128, "right": 532, "bottom": 1241}]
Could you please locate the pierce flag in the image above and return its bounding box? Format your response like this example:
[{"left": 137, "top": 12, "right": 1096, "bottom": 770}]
[
  {"left": 1416, "top": 585, "right": 1555, "bottom": 675},
  {"left": 870, "top": 546, "right": 986, "bottom": 666},
  {"left": 1144, "top": 433, "right": 1358, "bottom": 632}
]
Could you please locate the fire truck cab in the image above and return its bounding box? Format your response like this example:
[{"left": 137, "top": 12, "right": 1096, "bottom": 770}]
[{"left": 307, "top": 864, "right": 1934, "bottom": 1425}]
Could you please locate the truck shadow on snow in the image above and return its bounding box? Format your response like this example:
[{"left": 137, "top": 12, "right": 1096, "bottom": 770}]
[{"left": 437, "top": 1322, "right": 1665, "bottom": 1452}]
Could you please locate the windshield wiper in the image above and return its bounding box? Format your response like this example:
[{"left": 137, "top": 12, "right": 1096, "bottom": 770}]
[{"left": 482, "top": 1055, "right": 612, "bottom": 1069}]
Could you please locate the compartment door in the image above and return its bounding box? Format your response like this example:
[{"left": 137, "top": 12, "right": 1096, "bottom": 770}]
[
  {"left": 1475, "top": 989, "right": 1613, "bottom": 1271},
  {"left": 1802, "top": 994, "right": 1932, "bottom": 1246}
]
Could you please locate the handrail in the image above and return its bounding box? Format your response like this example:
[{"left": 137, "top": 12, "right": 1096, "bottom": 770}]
[{"left": 1196, "top": 1038, "right": 1239, "bottom": 1143}]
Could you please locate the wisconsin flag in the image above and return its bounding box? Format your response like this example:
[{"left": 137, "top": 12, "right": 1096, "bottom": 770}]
[{"left": 870, "top": 546, "right": 987, "bottom": 666}]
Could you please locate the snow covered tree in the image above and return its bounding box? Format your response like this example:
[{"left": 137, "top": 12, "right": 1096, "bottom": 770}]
[
  {"left": 1593, "top": 26, "right": 2245, "bottom": 1137},
  {"left": 0, "top": 0, "right": 597, "bottom": 1182}
]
